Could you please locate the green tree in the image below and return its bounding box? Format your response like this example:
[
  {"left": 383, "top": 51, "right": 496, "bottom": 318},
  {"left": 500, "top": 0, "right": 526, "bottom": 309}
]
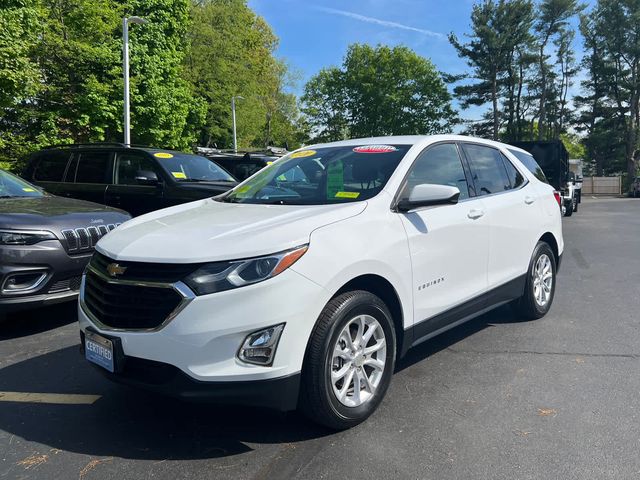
[
  {"left": 0, "top": 0, "right": 208, "bottom": 169},
  {"left": 185, "top": 0, "right": 306, "bottom": 150},
  {"left": 127, "top": 0, "right": 204, "bottom": 149},
  {"left": 0, "top": 0, "right": 42, "bottom": 168},
  {"left": 450, "top": 0, "right": 534, "bottom": 140},
  {"left": 533, "top": 0, "right": 583, "bottom": 140},
  {"left": 303, "top": 44, "right": 457, "bottom": 141},
  {"left": 578, "top": 0, "right": 640, "bottom": 178}
]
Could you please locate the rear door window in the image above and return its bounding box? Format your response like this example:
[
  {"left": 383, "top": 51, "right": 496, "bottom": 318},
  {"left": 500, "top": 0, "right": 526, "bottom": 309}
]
[
  {"left": 75, "top": 151, "right": 111, "bottom": 184},
  {"left": 33, "top": 151, "right": 71, "bottom": 182},
  {"left": 461, "top": 144, "right": 511, "bottom": 196}
]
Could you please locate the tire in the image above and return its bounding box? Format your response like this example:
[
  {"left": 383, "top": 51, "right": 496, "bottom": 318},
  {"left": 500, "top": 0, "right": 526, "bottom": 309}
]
[
  {"left": 300, "top": 290, "right": 396, "bottom": 430},
  {"left": 563, "top": 199, "right": 573, "bottom": 217},
  {"left": 572, "top": 195, "right": 578, "bottom": 212},
  {"left": 513, "top": 241, "right": 557, "bottom": 320}
]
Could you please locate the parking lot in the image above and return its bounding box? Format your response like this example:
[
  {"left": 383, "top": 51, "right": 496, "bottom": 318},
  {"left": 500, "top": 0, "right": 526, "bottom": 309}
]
[{"left": 0, "top": 197, "right": 638, "bottom": 480}]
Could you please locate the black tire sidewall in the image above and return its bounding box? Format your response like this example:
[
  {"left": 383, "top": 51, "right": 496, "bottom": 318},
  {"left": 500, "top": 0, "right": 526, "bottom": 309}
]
[
  {"left": 317, "top": 294, "right": 396, "bottom": 426},
  {"left": 525, "top": 242, "right": 557, "bottom": 317}
]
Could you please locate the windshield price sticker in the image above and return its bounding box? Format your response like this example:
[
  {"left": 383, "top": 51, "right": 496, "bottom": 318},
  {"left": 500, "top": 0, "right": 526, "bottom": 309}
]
[
  {"left": 171, "top": 171, "right": 186, "bottom": 179},
  {"left": 353, "top": 145, "right": 398, "bottom": 154},
  {"left": 290, "top": 150, "right": 316, "bottom": 159},
  {"left": 154, "top": 152, "right": 174, "bottom": 159},
  {"left": 335, "top": 191, "right": 360, "bottom": 199}
]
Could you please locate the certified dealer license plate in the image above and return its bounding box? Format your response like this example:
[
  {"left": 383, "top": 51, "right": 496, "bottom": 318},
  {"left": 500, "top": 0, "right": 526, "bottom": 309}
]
[{"left": 85, "top": 331, "right": 115, "bottom": 372}]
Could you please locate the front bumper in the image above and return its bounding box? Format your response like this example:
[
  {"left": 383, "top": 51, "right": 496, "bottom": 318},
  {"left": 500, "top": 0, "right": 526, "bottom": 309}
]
[
  {"left": 78, "top": 268, "right": 330, "bottom": 408},
  {"left": 0, "top": 240, "right": 91, "bottom": 313},
  {"left": 79, "top": 332, "right": 300, "bottom": 410}
]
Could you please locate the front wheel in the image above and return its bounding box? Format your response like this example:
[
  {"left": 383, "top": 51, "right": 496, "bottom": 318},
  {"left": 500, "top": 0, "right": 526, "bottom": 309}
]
[
  {"left": 513, "top": 242, "right": 557, "bottom": 320},
  {"left": 300, "top": 290, "right": 396, "bottom": 430}
]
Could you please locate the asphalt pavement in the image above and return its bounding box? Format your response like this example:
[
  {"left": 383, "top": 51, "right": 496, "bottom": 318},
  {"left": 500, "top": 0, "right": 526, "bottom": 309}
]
[{"left": 1, "top": 197, "right": 639, "bottom": 480}]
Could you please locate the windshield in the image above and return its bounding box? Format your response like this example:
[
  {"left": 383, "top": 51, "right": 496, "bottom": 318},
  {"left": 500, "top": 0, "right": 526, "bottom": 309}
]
[
  {"left": 218, "top": 144, "right": 411, "bottom": 205},
  {"left": 0, "top": 169, "right": 44, "bottom": 198},
  {"left": 152, "top": 152, "right": 236, "bottom": 182}
]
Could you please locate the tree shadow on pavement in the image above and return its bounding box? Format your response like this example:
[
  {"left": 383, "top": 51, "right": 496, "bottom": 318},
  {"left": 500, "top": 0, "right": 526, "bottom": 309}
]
[
  {"left": 0, "top": 303, "right": 528, "bottom": 461},
  {"left": 0, "top": 302, "right": 78, "bottom": 340}
]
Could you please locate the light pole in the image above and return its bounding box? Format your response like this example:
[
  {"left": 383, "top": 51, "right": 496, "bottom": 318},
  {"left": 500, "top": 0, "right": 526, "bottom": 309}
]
[
  {"left": 123, "top": 16, "right": 147, "bottom": 146},
  {"left": 231, "top": 95, "right": 244, "bottom": 152}
]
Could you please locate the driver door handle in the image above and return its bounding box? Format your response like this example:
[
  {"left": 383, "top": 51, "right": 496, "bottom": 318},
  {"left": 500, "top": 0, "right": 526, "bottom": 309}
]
[
  {"left": 524, "top": 195, "right": 536, "bottom": 205},
  {"left": 467, "top": 209, "right": 485, "bottom": 220}
]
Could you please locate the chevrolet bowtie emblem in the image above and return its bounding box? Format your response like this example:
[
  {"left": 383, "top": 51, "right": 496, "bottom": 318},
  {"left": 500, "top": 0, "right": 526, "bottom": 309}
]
[{"left": 107, "top": 263, "right": 127, "bottom": 277}]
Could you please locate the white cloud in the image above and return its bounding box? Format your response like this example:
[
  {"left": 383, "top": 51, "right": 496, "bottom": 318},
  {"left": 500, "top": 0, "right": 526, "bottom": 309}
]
[{"left": 314, "top": 6, "right": 444, "bottom": 39}]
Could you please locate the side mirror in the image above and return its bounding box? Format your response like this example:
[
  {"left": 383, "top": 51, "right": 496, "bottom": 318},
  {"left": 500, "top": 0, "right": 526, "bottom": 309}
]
[
  {"left": 397, "top": 184, "right": 460, "bottom": 212},
  {"left": 135, "top": 170, "right": 159, "bottom": 186}
]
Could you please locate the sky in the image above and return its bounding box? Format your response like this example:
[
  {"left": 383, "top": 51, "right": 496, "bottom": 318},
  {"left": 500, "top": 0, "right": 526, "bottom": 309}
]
[{"left": 248, "top": 0, "right": 595, "bottom": 124}]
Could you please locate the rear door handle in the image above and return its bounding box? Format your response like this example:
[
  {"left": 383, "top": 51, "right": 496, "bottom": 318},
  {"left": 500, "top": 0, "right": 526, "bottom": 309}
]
[
  {"left": 467, "top": 209, "right": 485, "bottom": 220},
  {"left": 524, "top": 195, "right": 536, "bottom": 205}
]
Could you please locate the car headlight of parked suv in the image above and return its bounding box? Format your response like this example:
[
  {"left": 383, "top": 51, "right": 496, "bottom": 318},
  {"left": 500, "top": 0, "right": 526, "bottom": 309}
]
[
  {"left": 183, "top": 245, "right": 308, "bottom": 295},
  {"left": 0, "top": 229, "right": 56, "bottom": 245}
]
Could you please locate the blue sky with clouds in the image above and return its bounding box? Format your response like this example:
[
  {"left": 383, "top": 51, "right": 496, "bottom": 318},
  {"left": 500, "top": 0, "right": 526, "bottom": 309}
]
[{"left": 248, "top": 0, "right": 595, "bottom": 123}]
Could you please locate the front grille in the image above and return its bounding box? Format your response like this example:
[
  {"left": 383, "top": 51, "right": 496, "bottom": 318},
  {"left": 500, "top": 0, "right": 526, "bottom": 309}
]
[
  {"left": 48, "top": 276, "right": 82, "bottom": 293},
  {"left": 83, "top": 269, "right": 184, "bottom": 330},
  {"left": 90, "top": 252, "right": 198, "bottom": 283},
  {"left": 62, "top": 224, "right": 121, "bottom": 254}
]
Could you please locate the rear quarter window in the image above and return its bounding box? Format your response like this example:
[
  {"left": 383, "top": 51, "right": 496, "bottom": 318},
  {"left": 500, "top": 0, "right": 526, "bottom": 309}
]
[{"left": 508, "top": 149, "right": 548, "bottom": 184}]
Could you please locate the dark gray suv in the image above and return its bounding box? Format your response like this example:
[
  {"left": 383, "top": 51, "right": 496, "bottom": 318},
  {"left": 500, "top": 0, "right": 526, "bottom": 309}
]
[{"left": 0, "top": 169, "right": 130, "bottom": 315}]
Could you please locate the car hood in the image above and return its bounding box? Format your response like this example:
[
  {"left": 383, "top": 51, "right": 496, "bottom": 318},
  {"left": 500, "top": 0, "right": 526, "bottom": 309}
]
[
  {"left": 96, "top": 198, "right": 367, "bottom": 263},
  {"left": 0, "top": 196, "right": 131, "bottom": 238}
]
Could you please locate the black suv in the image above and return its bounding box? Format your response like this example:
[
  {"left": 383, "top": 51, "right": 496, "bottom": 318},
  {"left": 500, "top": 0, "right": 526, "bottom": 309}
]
[
  {"left": 0, "top": 168, "right": 130, "bottom": 315},
  {"left": 23, "top": 144, "right": 238, "bottom": 216},
  {"left": 200, "top": 149, "right": 285, "bottom": 181}
]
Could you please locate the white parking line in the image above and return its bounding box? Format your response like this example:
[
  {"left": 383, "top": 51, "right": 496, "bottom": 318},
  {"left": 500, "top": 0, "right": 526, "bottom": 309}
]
[{"left": 0, "top": 391, "right": 101, "bottom": 404}]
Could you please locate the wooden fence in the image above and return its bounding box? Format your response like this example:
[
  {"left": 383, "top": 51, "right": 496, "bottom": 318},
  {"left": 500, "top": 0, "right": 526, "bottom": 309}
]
[{"left": 581, "top": 176, "right": 622, "bottom": 195}]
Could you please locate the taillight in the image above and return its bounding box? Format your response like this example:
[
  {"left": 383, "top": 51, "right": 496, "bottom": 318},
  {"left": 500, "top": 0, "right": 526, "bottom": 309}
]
[{"left": 553, "top": 191, "right": 562, "bottom": 207}]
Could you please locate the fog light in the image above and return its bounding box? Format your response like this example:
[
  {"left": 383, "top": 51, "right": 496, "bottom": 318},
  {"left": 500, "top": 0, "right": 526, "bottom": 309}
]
[
  {"left": 1, "top": 271, "right": 48, "bottom": 295},
  {"left": 238, "top": 324, "right": 285, "bottom": 366}
]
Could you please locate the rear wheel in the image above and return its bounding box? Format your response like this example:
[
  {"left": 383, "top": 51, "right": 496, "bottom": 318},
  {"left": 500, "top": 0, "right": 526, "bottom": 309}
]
[
  {"left": 300, "top": 290, "right": 396, "bottom": 430},
  {"left": 573, "top": 195, "right": 578, "bottom": 212},
  {"left": 513, "top": 241, "right": 557, "bottom": 320},
  {"left": 563, "top": 199, "right": 573, "bottom": 217}
]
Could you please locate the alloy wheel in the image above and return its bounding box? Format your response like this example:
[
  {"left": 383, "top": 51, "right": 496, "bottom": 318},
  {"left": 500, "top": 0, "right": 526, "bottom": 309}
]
[
  {"left": 330, "top": 314, "right": 387, "bottom": 407},
  {"left": 533, "top": 253, "right": 553, "bottom": 307}
]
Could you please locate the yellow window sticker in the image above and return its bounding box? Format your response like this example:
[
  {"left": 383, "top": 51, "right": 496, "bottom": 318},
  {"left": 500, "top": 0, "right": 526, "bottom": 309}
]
[
  {"left": 335, "top": 191, "right": 360, "bottom": 199},
  {"left": 290, "top": 149, "right": 316, "bottom": 159},
  {"left": 235, "top": 185, "right": 251, "bottom": 194},
  {"left": 266, "top": 161, "right": 274, "bottom": 165},
  {"left": 171, "top": 171, "right": 186, "bottom": 179},
  {"left": 22, "top": 187, "right": 36, "bottom": 192},
  {"left": 154, "top": 152, "right": 174, "bottom": 159}
]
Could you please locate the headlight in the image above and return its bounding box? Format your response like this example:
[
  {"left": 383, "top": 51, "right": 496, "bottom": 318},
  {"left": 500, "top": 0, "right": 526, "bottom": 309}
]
[
  {"left": 0, "top": 230, "right": 56, "bottom": 245},
  {"left": 183, "top": 244, "right": 308, "bottom": 295}
]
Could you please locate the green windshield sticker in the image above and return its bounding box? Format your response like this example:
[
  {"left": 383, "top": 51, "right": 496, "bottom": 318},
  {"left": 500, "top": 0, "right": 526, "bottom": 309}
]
[{"left": 326, "top": 160, "right": 344, "bottom": 198}]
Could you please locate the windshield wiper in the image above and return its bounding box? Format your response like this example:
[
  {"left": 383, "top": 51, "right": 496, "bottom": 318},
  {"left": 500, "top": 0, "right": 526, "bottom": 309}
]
[{"left": 0, "top": 195, "right": 17, "bottom": 199}]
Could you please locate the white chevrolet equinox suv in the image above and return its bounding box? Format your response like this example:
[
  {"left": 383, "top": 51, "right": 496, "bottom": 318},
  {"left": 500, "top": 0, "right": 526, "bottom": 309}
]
[{"left": 79, "top": 135, "right": 563, "bottom": 429}]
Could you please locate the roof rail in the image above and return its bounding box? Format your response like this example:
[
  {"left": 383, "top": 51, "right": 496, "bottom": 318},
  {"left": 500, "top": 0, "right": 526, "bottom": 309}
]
[{"left": 42, "top": 142, "right": 129, "bottom": 149}]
